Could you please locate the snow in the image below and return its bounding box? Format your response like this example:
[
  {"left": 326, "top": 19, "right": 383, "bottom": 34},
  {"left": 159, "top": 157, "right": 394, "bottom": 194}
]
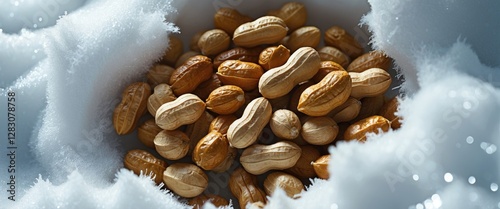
[{"left": 1, "top": 0, "right": 500, "bottom": 209}]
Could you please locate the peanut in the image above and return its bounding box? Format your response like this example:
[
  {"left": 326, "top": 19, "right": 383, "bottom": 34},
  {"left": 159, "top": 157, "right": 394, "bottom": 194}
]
[
  {"left": 289, "top": 81, "right": 313, "bottom": 113},
  {"left": 312, "top": 60, "right": 346, "bottom": 83},
  {"left": 263, "top": 171, "right": 304, "bottom": 198},
  {"left": 259, "top": 45, "right": 291, "bottom": 70},
  {"left": 161, "top": 35, "right": 183, "bottom": 66},
  {"left": 209, "top": 114, "right": 238, "bottom": 134},
  {"left": 198, "top": 29, "right": 231, "bottom": 56},
  {"left": 189, "top": 194, "right": 229, "bottom": 209},
  {"left": 344, "top": 115, "right": 391, "bottom": 142},
  {"left": 175, "top": 51, "right": 200, "bottom": 68},
  {"left": 190, "top": 30, "right": 205, "bottom": 52},
  {"left": 227, "top": 97, "right": 272, "bottom": 149},
  {"left": 113, "top": 82, "right": 151, "bottom": 135},
  {"left": 324, "top": 26, "right": 363, "bottom": 59},
  {"left": 312, "top": 154, "right": 330, "bottom": 179},
  {"left": 147, "top": 84, "right": 177, "bottom": 116},
  {"left": 286, "top": 145, "right": 321, "bottom": 178},
  {"left": 379, "top": 96, "right": 402, "bottom": 129},
  {"left": 301, "top": 116, "right": 339, "bottom": 145},
  {"left": 213, "top": 47, "right": 262, "bottom": 68},
  {"left": 192, "top": 73, "right": 222, "bottom": 100},
  {"left": 212, "top": 145, "right": 237, "bottom": 173},
  {"left": 186, "top": 111, "right": 214, "bottom": 154},
  {"left": 270, "top": 109, "right": 301, "bottom": 140},
  {"left": 169, "top": 55, "right": 213, "bottom": 95},
  {"left": 229, "top": 167, "right": 267, "bottom": 209},
  {"left": 217, "top": 60, "right": 264, "bottom": 91},
  {"left": 192, "top": 130, "right": 229, "bottom": 170},
  {"left": 163, "top": 163, "right": 208, "bottom": 198},
  {"left": 155, "top": 93, "right": 206, "bottom": 130},
  {"left": 269, "top": 94, "right": 291, "bottom": 112},
  {"left": 240, "top": 141, "right": 301, "bottom": 175},
  {"left": 354, "top": 95, "right": 385, "bottom": 121},
  {"left": 123, "top": 149, "right": 167, "bottom": 184},
  {"left": 349, "top": 68, "right": 392, "bottom": 99},
  {"left": 318, "top": 46, "right": 350, "bottom": 68},
  {"left": 286, "top": 26, "right": 320, "bottom": 52},
  {"left": 298, "top": 70, "right": 351, "bottom": 116},
  {"left": 233, "top": 16, "right": 288, "bottom": 48},
  {"left": 146, "top": 64, "right": 175, "bottom": 87},
  {"left": 214, "top": 7, "right": 253, "bottom": 35},
  {"left": 137, "top": 119, "right": 162, "bottom": 148},
  {"left": 259, "top": 46, "right": 321, "bottom": 99},
  {"left": 327, "top": 97, "right": 362, "bottom": 123},
  {"left": 347, "top": 50, "right": 391, "bottom": 72},
  {"left": 269, "top": 2, "right": 307, "bottom": 32},
  {"left": 154, "top": 129, "right": 190, "bottom": 160},
  {"left": 206, "top": 85, "right": 245, "bottom": 115}
]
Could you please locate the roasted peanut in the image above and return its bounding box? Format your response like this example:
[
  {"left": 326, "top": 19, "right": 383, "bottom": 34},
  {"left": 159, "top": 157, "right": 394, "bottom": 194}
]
[
  {"left": 189, "top": 194, "right": 230, "bottom": 209},
  {"left": 192, "top": 74, "right": 222, "bottom": 100},
  {"left": 206, "top": 85, "right": 245, "bottom": 115},
  {"left": 154, "top": 129, "right": 190, "bottom": 160},
  {"left": 270, "top": 109, "right": 301, "bottom": 140},
  {"left": 264, "top": 171, "right": 304, "bottom": 198},
  {"left": 124, "top": 149, "right": 167, "bottom": 184},
  {"left": 175, "top": 51, "right": 201, "bottom": 68},
  {"left": 209, "top": 114, "right": 238, "bottom": 134},
  {"left": 212, "top": 145, "right": 237, "bottom": 173},
  {"left": 344, "top": 115, "right": 391, "bottom": 142},
  {"left": 163, "top": 163, "right": 208, "bottom": 198},
  {"left": 192, "top": 130, "right": 230, "bottom": 170},
  {"left": 312, "top": 60, "right": 346, "bottom": 83},
  {"left": 301, "top": 116, "right": 339, "bottom": 145},
  {"left": 349, "top": 68, "right": 392, "bottom": 99},
  {"left": 137, "top": 119, "right": 163, "bottom": 148},
  {"left": 233, "top": 16, "right": 288, "bottom": 48},
  {"left": 269, "top": 2, "right": 307, "bottom": 32},
  {"left": 169, "top": 55, "right": 213, "bottom": 95},
  {"left": 327, "top": 97, "right": 362, "bottom": 123},
  {"left": 347, "top": 50, "right": 391, "bottom": 72},
  {"left": 213, "top": 47, "right": 262, "bottom": 68},
  {"left": 324, "top": 26, "right": 363, "bottom": 59},
  {"left": 355, "top": 95, "right": 385, "bottom": 121},
  {"left": 259, "top": 46, "right": 321, "bottom": 99},
  {"left": 312, "top": 154, "right": 330, "bottom": 179},
  {"left": 113, "top": 82, "right": 151, "bottom": 135},
  {"left": 298, "top": 70, "right": 351, "bottom": 116},
  {"left": 186, "top": 111, "right": 214, "bottom": 154},
  {"left": 214, "top": 7, "right": 253, "bottom": 35},
  {"left": 240, "top": 141, "right": 301, "bottom": 175},
  {"left": 318, "top": 46, "right": 350, "bottom": 68},
  {"left": 190, "top": 30, "right": 205, "bottom": 52},
  {"left": 229, "top": 167, "right": 267, "bottom": 209},
  {"left": 286, "top": 26, "right": 320, "bottom": 52},
  {"left": 217, "top": 60, "right": 264, "bottom": 91},
  {"left": 146, "top": 64, "right": 175, "bottom": 87},
  {"left": 286, "top": 145, "right": 321, "bottom": 178},
  {"left": 198, "top": 29, "right": 231, "bottom": 56},
  {"left": 227, "top": 97, "right": 272, "bottom": 149},
  {"left": 147, "top": 84, "right": 177, "bottom": 116},
  {"left": 259, "top": 45, "right": 291, "bottom": 70},
  {"left": 155, "top": 93, "right": 206, "bottom": 130},
  {"left": 161, "top": 35, "right": 183, "bottom": 66},
  {"left": 379, "top": 96, "right": 402, "bottom": 129},
  {"left": 289, "top": 81, "right": 313, "bottom": 113}
]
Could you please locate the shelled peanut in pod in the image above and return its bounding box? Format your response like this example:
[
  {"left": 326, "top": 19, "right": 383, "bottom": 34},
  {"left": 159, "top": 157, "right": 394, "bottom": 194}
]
[
  {"left": 240, "top": 141, "right": 301, "bottom": 175},
  {"left": 155, "top": 93, "right": 205, "bottom": 130}
]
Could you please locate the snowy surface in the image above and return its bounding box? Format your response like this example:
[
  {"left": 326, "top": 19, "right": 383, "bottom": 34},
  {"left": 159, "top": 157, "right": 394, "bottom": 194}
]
[{"left": 1, "top": 0, "right": 500, "bottom": 209}]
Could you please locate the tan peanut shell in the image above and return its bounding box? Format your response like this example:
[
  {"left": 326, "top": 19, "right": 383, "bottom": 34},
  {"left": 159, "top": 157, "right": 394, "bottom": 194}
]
[
  {"left": 229, "top": 167, "right": 267, "bottom": 209},
  {"left": 206, "top": 85, "right": 245, "bottom": 115},
  {"left": 259, "top": 45, "right": 291, "bottom": 70},
  {"left": 312, "top": 154, "right": 330, "bottom": 179},
  {"left": 227, "top": 97, "right": 272, "bottom": 148},
  {"left": 286, "top": 145, "right": 321, "bottom": 178},
  {"left": 162, "top": 35, "right": 183, "bottom": 65},
  {"left": 270, "top": 109, "right": 301, "bottom": 140},
  {"left": 163, "top": 163, "right": 208, "bottom": 198},
  {"left": 154, "top": 129, "right": 190, "bottom": 160},
  {"left": 240, "top": 141, "right": 301, "bottom": 175},
  {"left": 318, "top": 46, "right": 350, "bottom": 68},
  {"left": 298, "top": 70, "right": 351, "bottom": 116},
  {"left": 301, "top": 116, "right": 339, "bottom": 145},
  {"left": 147, "top": 84, "right": 177, "bottom": 116},
  {"left": 175, "top": 51, "right": 201, "bottom": 68},
  {"left": 198, "top": 29, "right": 231, "bottom": 56},
  {"left": 124, "top": 149, "right": 167, "bottom": 184},
  {"left": 209, "top": 114, "right": 238, "bottom": 134},
  {"left": 259, "top": 46, "right": 321, "bottom": 99},
  {"left": 137, "top": 119, "right": 163, "bottom": 148},
  {"left": 379, "top": 97, "right": 402, "bottom": 129},
  {"left": 146, "top": 64, "right": 175, "bottom": 87},
  {"left": 192, "top": 73, "right": 222, "bottom": 100},
  {"left": 217, "top": 60, "right": 264, "bottom": 91},
  {"left": 347, "top": 50, "right": 391, "bottom": 72},
  {"left": 286, "top": 26, "right": 321, "bottom": 52},
  {"left": 169, "top": 55, "right": 213, "bottom": 95},
  {"left": 213, "top": 47, "right": 262, "bottom": 68},
  {"left": 271, "top": 2, "right": 307, "bottom": 32},
  {"left": 355, "top": 95, "right": 385, "bottom": 121},
  {"left": 214, "top": 7, "right": 253, "bottom": 35},
  {"left": 327, "top": 97, "right": 362, "bottom": 123},
  {"left": 189, "top": 194, "right": 230, "bottom": 209},
  {"left": 324, "top": 26, "right": 363, "bottom": 59},
  {"left": 312, "top": 60, "right": 346, "bottom": 83},
  {"left": 344, "top": 115, "right": 391, "bottom": 142},
  {"left": 264, "top": 171, "right": 304, "bottom": 198},
  {"left": 155, "top": 93, "right": 206, "bottom": 130},
  {"left": 113, "top": 82, "right": 151, "bottom": 135},
  {"left": 233, "top": 16, "right": 288, "bottom": 48},
  {"left": 186, "top": 111, "right": 214, "bottom": 154},
  {"left": 349, "top": 68, "right": 392, "bottom": 99},
  {"left": 192, "top": 131, "right": 229, "bottom": 170},
  {"left": 212, "top": 145, "right": 237, "bottom": 173}
]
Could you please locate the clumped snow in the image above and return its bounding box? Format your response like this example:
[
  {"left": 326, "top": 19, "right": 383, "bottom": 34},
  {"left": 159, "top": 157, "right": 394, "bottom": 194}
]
[{"left": 1, "top": 0, "right": 500, "bottom": 209}]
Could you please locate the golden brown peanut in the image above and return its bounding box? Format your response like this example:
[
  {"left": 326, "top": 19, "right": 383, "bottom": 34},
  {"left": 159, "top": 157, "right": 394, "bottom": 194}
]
[
  {"left": 192, "top": 74, "right": 222, "bottom": 100},
  {"left": 259, "top": 47, "right": 321, "bottom": 99},
  {"left": 209, "top": 114, "right": 238, "bottom": 134},
  {"left": 327, "top": 97, "right": 362, "bottom": 123},
  {"left": 347, "top": 50, "right": 392, "bottom": 72},
  {"left": 286, "top": 26, "right": 321, "bottom": 52},
  {"left": 175, "top": 51, "right": 201, "bottom": 68},
  {"left": 312, "top": 154, "right": 330, "bottom": 179},
  {"left": 298, "top": 70, "right": 351, "bottom": 116},
  {"left": 189, "top": 194, "right": 230, "bottom": 209},
  {"left": 154, "top": 129, "right": 190, "bottom": 160},
  {"left": 169, "top": 55, "right": 213, "bottom": 95},
  {"left": 259, "top": 45, "right": 291, "bottom": 70},
  {"left": 324, "top": 26, "right": 364, "bottom": 59},
  {"left": 228, "top": 97, "right": 272, "bottom": 148},
  {"left": 147, "top": 84, "right": 177, "bottom": 116},
  {"left": 161, "top": 35, "right": 183, "bottom": 66},
  {"left": 286, "top": 145, "right": 321, "bottom": 178},
  {"left": 198, "top": 29, "right": 231, "bottom": 56},
  {"left": 349, "top": 68, "right": 392, "bottom": 99},
  {"left": 186, "top": 111, "right": 214, "bottom": 154},
  {"left": 379, "top": 96, "right": 402, "bottom": 129},
  {"left": 206, "top": 85, "right": 245, "bottom": 115},
  {"left": 155, "top": 93, "right": 206, "bottom": 130},
  {"left": 289, "top": 81, "right": 313, "bottom": 113},
  {"left": 270, "top": 109, "right": 301, "bottom": 140},
  {"left": 213, "top": 47, "right": 262, "bottom": 68},
  {"left": 192, "top": 131, "right": 229, "bottom": 170},
  {"left": 301, "top": 116, "right": 339, "bottom": 145},
  {"left": 217, "top": 60, "right": 264, "bottom": 91},
  {"left": 214, "top": 7, "right": 253, "bottom": 35},
  {"left": 270, "top": 2, "right": 307, "bottom": 32},
  {"left": 212, "top": 145, "right": 237, "bottom": 173},
  {"left": 163, "top": 163, "right": 208, "bottom": 198},
  {"left": 355, "top": 95, "right": 385, "bottom": 121},
  {"left": 137, "top": 119, "right": 163, "bottom": 148},
  {"left": 240, "top": 141, "right": 301, "bottom": 175},
  {"left": 344, "top": 115, "right": 391, "bottom": 142},
  {"left": 190, "top": 31, "right": 205, "bottom": 52},
  {"left": 124, "top": 149, "right": 167, "bottom": 184},
  {"left": 146, "top": 64, "right": 175, "bottom": 87},
  {"left": 113, "top": 82, "right": 151, "bottom": 135},
  {"left": 318, "top": 46, "right": 350, "bottom": 68},
  {"left": 312, "top": 61, "right": 346, "bottom": 83},
  {"left": 264, "top": 171, "right": 304, "bottom": 198},
  {"left": 233, "top": 16, "right": 288, "bottom": 48},
  {"left": 229, "top": 167, "right": 267, "bottom": 209}
]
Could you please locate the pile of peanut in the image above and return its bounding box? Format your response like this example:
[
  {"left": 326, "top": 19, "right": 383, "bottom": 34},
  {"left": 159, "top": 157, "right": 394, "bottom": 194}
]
[{"left": 113, "top": 2, "right": 401, "bottom": 209}]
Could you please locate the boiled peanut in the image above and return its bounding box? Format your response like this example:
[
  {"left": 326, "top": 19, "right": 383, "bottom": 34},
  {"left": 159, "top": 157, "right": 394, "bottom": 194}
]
[
  {"left": 344, "top": 115, "right": 391, "bottom": 142},
  {"left": 137, "top": 119, "right": 163, "bottom": 148},
  {"left": 169, "top": 55, "right": 213, "bottom": 95},
  {"left": 270, "top": 109, "right": 301, "bottom": 140},
  {"left": 349, "top": 68, "right": 392, "bottom": 99},
  {"left": 324, "top": 26, "right": 363, "bottom": 59},
  {"left": 146, "top": 64, "right": 175, "bottom": 87},
  {"left": 192, "top": 130, "right": 229, "bottom": 170},
  {"left": 347, "top": 50, "right": 391, "bottom": 72},
  {"left": 147, "top": 84, "right": 177, "bottom": 116},
  {"left": 286, "top": 26, "right": 320, "bottom": 52},
  {"left": 240, "top": 141, "right": 301, "bottom": 175},
  {"left": 318, "top": 46, "right": 350, "bottom": 68},
  {"left": 264, "top": 171, "right": 304, "bottom": 198},
  {"left": 217, "top": 60, "right": 264, "bottom": 91},
  {"left": 155, "top": 93, "right": 206, "bottom": 130},
  {"left": 229, "top": 167, "right": 267, "bottom": 209},
  {"left": 124, "top": 149, "right": 167, "bottom": 184},
  {"left": 259, "top": 45, "right": 291, "bottom": 70},
  {"left": 163, "top": 163, "right": 208, "bottom": 198},
  {"left": 206, "top": 85, "right": 245, "bottom": 115},
  {"left": 301, "top": 116, "right": 339, "bottom": 145},
  {"left": 113, "top": 82, "right": 151, "bottom": 135},
  {"left": 312, "top": 154, "right": 330, "bottom": 179},
  {"left": 233, "top": 16, "right": 288, "bottom": 48},
  {"left": 327, "top": 97, "right": 362, "bottom": 123},
  {"left": 214, "top": 7, "right": 253, "bottom": 35},
  {"left": 198, "top": 29, "right": 231, "bottom": 56},
  {"left": 286, "top": 145, "right": 321, "bottom": 178},
  {"left": 154, "top": 129, "right": 190, "bottom": 160}
]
